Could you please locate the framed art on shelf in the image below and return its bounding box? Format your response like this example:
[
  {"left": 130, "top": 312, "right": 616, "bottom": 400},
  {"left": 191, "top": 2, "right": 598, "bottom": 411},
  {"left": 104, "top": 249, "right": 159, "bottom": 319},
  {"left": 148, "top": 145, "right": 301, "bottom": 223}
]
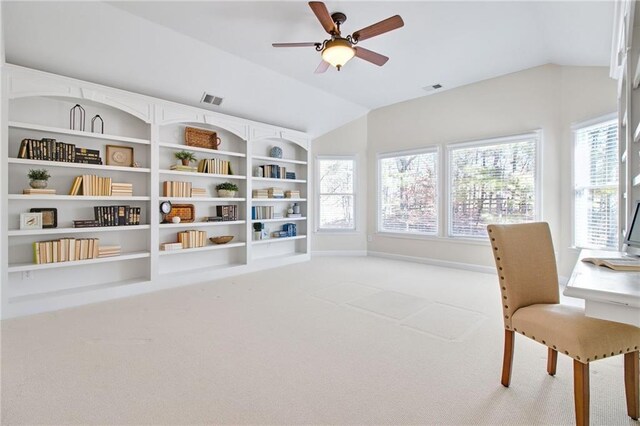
[
  {"left": 30, "top": 208, "right": 57, "bottom": 228},
  {"left": 106, "top": 145, "right": 134, "bottom": 167},
  {"left": 20, "top": 212, "right": 43, "bottom": 230}
]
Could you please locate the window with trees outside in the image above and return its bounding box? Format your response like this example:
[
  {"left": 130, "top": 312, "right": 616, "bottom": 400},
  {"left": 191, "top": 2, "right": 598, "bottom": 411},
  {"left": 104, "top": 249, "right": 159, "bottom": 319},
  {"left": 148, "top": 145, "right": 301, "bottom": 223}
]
[
  {"left": 573, "top": 118, "right": 618, "bottom": 249},
  {"left": 448, "top": 133, "right": 539, "bottom": 238},
  {"left": 317, "top": 157, "right": 355, "bottom": 230},
  {"left": 378, "top": 149, "right": 438, "bottom": 234}
]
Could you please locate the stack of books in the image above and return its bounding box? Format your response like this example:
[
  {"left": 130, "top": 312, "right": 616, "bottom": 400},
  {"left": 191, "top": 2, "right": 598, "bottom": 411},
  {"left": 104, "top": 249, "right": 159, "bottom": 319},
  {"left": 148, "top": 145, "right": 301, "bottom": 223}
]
[
  {"left": 98, "top": 245, "right": 121, "bottom": 258},
  {"left": 285, "top": 172, "right": 296, "bottom": 180},
  {"left": 160, "top": 242, "right": 183, "bottom": 251},
  {"left": 73, "top": 219, "right": 100, "bottom": 228},
  {"left": 33, "top": 237, "right": 99, "bottom": 264},
  {"left": 74, "top": 148, "right": 102, "bottom": 165},
  {"left": 268, "top": 188, "right": 285, "bottom": 198},
  {"left": 191, "top": 187, "right": 207, "bottom": 197},
  {"left": 216, "top": 205, "right": 238, "bottom": 221},
  {"left": 198, "top": 158, "right": 232, "bottom": 174},
  {"left": 69, "top": 175, "right": 112, "bottom": 196},
  {"left": 177, "top": 230, "right": 207, "bottom": 249},
  {"left": 111, "top": 183, "right": 133, "bottom": 197},
  {"left": 170, "top": 164, "right": 197, "bottom": 172},
  {"left": 285, "top": 190, "right": 300, "bottom": 199},
  {"left": 252, "top": 189, "right": 269, "bottom": 199},
  {"left": 23, "top": 188, "right": 56, "bottom": 195},
  {"left": 163, "top": 181, "right": 192, "bottom": 197},
  {"left": 93, "top": 206, "right": 141, "bottom": 226},
  {"left": 251, "top": 206, "right": 275, "bottom": 220}
]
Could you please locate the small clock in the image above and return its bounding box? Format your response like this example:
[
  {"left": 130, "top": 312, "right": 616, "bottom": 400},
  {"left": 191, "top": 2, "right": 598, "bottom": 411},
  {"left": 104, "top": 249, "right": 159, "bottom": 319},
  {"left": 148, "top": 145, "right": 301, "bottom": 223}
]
[{"left": 160, "top": 201, "right": 172, "bottom": 222}]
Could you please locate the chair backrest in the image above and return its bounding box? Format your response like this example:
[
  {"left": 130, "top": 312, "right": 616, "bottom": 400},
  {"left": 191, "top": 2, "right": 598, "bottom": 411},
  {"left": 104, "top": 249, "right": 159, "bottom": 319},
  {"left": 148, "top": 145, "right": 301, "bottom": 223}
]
[{"left": 487, "top": 222, "right": 560, "bottom": 329}]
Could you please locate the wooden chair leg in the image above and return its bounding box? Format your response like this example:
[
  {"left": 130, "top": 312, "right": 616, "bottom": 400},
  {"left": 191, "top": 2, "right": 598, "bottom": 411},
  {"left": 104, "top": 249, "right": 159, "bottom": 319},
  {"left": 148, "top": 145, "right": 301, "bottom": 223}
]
[
  {"left": 547, "top": 348, "right": 557, "bottom": 376},
  {"left": 625, "top": 351, "right": 639, "bottom": 420},
  {"left": 501, "top": 329, "right": 514, "bottom": 387},
  {"left": 573, "top": 360, "right": 589, "bottom": 426}
]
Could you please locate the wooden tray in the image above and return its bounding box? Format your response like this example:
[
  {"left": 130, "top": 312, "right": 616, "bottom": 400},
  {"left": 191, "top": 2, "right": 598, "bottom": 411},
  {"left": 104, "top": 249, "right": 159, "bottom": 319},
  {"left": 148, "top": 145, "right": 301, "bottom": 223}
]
[
  {"left": 185, "top": 127, "right": 221, "bottom": 150},
  {"left": 165, "top": 204, "right": 195, "bottom": 223}
]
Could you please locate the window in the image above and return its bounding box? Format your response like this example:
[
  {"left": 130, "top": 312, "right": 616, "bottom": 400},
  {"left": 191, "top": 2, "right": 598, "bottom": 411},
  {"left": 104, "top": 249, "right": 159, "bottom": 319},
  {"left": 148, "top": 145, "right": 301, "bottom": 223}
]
[
  {"left": 573, "top": 118, "right": 618, "bottom": 249},
  {"left": 378, "top": 149, "right": 438, "bottom": 234},
  {"left": 317, "top": 157, "right": 355, "bottom": 230},
  {"left": 448, "top": 134, "right": 539, "bottom": 238}
]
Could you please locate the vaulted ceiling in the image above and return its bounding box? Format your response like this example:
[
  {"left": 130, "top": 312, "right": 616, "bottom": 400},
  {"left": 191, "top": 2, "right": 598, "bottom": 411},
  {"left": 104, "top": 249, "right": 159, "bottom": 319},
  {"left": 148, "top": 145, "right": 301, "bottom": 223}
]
[{"left": 2, "top": 1, "right": 615, "bottom": 137}]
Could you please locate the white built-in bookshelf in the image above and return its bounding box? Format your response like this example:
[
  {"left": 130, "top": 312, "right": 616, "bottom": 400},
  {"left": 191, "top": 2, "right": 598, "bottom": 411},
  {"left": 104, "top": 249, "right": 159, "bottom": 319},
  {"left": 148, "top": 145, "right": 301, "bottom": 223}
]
[{"left": 1, "top": 64, "right": 311, "bottom": 318}]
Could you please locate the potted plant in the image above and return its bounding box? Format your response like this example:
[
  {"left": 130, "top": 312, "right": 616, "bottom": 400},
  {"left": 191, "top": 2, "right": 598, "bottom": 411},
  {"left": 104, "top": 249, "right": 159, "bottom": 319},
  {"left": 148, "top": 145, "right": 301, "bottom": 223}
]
[
  {"left": 28, "top": 169, "right": 51, "bottom": 189},
  {"left": 174, "top": 150, "right": 197, "bottom": 166},
  {"left": 216, "top": 182, "right": 239, "bottom": 198}
]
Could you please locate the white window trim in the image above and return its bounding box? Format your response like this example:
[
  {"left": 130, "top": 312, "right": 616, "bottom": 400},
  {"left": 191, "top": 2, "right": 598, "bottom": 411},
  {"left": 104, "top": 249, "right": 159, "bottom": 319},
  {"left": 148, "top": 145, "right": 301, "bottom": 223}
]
[
  {"left": 315, "top": 155, "right": 357, "bottom": 233},
  {"left": 570, "top": 112, "right": 618, "bottom": 250},
  {"left": 376, "top": 146, "right": 440, "bottom": 235},
  {"left": 445, "top": 130, "right": 543, "bottom": 239}
]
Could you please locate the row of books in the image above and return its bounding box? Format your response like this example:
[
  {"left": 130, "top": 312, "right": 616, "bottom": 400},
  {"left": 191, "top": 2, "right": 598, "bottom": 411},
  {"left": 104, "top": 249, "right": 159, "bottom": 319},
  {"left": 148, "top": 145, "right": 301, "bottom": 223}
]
[
  {"left": 33, "top": 238, "right": 99, "bottom": 264},
  {"left": 251, "top": 206, "right": 281, "bottom": 220},
  {"left": 177, "top": 230, "right": 208, "bottom": 248},
  {"left": 163, "top": 181, "right": 192, "bottom": 197},
  {"left": 256, "top": 165, "right": 295, "bottom": 180},
  {"left": 18, "top": 138, "right": 102, "bottom": 164},
  {"left": 93, "top": 206, "right": 141, "bottom": 227},
  {"left": 198, "top": 158, "right": 232, "bottom": 175},
  {"left": 215, "top": 205, "right": 239, "bottom": 221},
  {"left": 69, "top": 175, "right": 126, "bottom": 196},
  {"left": 273, "top": 223, "right": 297, "bottom": 238},
  {"left": 253, "top": 187, "right": 294, "bottom": 199}
]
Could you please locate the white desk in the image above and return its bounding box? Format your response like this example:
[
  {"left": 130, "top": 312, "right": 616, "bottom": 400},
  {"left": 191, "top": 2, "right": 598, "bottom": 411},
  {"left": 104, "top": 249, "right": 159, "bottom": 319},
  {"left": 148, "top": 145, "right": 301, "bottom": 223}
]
[{"left": 564, "top": 250, "right": 640, "bottom": 327}]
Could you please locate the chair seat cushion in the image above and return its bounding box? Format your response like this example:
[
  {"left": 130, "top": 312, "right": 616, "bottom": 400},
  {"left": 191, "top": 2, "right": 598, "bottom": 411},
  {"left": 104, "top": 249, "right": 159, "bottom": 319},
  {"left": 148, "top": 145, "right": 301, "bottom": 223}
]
[{"left": 511, "top": 304, "right": 640, "bottom": 363}]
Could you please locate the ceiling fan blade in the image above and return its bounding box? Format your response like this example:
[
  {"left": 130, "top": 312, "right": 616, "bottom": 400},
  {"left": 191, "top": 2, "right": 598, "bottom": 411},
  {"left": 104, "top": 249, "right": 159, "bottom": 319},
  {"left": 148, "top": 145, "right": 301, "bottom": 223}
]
[
  {"left": 309, "top": 1, "right": 336, "bottom": 34},
  {"left": 272, "top": 42, "right": 319, "bottom": 48},
  {"left": 352, "top": 15, "right": 404, "bottom": 42},
  {"left": 354, "top": 47, "right": 389, "bottom": 66},
  {"left": 315, "top": 60, "right": 330, "bottom": 74}
]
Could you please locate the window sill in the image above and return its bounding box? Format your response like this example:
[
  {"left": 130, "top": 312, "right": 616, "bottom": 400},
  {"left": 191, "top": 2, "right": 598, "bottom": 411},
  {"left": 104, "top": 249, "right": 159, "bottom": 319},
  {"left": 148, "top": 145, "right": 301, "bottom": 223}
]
[{"left": 375, "top": 232, "right": 491, "bottom": 246}]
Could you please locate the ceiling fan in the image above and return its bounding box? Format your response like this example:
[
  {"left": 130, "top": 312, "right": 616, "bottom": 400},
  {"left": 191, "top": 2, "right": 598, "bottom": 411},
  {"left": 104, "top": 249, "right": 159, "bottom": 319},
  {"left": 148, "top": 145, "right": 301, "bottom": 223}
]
[{"left": 272, "top": 1, "right": 404, "bottom": 73}]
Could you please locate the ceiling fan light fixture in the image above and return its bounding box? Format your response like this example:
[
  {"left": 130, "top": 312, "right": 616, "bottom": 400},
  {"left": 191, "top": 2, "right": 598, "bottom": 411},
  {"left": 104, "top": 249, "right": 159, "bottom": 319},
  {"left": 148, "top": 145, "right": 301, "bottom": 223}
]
[{"left": 321, "top": 38, "right": 355, "bottom": 70}]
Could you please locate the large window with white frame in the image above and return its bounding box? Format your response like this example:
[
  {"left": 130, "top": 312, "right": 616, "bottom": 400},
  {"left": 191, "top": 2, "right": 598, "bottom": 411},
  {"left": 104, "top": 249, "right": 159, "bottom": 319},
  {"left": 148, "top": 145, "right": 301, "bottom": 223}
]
[
  {"left": 317, "top": 156, "right": 356, "bottom": 231},
  {"left": 573, "top": 117, "right": 618, "bottom": 249},
  {"left": 378, "top": 148, "right": 438, "bottom": 235},
  {"left": 448, "top": 133, "right": 540, "bottom": 238}
]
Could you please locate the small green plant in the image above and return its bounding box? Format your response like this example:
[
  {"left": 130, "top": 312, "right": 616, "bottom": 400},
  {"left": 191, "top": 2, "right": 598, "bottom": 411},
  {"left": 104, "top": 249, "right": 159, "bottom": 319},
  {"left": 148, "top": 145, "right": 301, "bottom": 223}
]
[
  {"left": 28, "top": 169, "right": 51, "bottom": 181},
  {"left": 216, "top": 182, "right": 239, "bottom": 192},
  {"left": 174, "top": 150, "right": 197, "bottom": 163}
]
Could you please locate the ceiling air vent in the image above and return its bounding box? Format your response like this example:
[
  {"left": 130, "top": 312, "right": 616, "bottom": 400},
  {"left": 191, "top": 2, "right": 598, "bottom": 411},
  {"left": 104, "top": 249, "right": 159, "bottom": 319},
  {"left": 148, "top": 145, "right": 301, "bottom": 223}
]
[
  {"left": 200, "top": 92, "right": 224, "bottom": 106},
  {"left": 422, "top": 84, "right": 442, "bottom": 92}
]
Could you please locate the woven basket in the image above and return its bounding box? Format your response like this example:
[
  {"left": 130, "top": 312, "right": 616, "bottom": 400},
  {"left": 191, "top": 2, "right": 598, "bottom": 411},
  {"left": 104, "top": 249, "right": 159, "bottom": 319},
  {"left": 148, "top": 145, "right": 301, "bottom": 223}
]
[
  {"left": 185, "top": 127, "right": 220, "bottom": 150},
  {"left": 165, "top": 204, "right": 195, "bottom": 223}
]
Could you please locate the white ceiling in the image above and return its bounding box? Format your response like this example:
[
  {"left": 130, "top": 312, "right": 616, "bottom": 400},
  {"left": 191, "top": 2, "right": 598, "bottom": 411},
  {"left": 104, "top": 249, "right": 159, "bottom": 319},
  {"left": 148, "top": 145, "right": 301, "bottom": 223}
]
[{"left": 2, "top": 1, "right": 615, "bottom": 137}]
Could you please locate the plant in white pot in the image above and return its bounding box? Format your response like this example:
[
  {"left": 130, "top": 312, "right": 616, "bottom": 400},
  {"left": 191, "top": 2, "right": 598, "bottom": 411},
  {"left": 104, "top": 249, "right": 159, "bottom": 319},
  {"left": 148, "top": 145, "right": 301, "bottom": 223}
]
[
  {"left": 216, "top": 182, "right": 238, "bottom": 198},
  {"left": 174, "top": 150, "right": 197, "bottom": 166},
  {"left": 28, "top": 169, "right": 51, "bottom": 189}
]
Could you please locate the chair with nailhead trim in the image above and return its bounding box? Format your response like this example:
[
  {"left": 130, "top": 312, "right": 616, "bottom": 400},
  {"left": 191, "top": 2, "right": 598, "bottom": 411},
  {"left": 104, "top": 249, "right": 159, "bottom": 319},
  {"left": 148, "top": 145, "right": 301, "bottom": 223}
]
[{"left": 487, "top": 222, "right": 640, "bottom": 426}]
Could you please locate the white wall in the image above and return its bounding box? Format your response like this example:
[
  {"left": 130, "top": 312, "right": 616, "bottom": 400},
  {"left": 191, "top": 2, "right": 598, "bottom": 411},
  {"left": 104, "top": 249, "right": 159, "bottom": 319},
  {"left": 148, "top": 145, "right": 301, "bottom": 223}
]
[
  {"left": 362, "top": 64, "right": 616, "bottom": 276},
  {"left": 311, "top": 115, "right": 368, "bottom": 253}
]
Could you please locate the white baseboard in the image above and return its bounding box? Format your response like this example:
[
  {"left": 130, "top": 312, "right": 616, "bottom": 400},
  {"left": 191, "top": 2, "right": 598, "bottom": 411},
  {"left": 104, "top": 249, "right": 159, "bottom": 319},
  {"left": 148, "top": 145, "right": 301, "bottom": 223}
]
[
  {"left": 312, "top": 250, "right": 368, "bottom": 257},
  {"left": 366, "top": 250, "right": 496, "bottom": 274}
]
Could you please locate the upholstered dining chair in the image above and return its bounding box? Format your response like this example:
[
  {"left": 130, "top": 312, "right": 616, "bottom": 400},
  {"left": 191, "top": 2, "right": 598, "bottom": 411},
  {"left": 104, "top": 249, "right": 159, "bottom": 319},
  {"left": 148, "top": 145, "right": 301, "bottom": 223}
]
[{"left": 487, "top": 222, "right": 640, "bottom": 426}]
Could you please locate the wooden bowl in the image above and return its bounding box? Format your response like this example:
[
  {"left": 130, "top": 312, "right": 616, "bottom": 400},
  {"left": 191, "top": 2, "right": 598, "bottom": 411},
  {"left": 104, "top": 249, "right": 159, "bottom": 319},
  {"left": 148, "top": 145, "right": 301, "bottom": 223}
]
[{"left": 210, "top": 235, "right": 234, "bottom": 244}]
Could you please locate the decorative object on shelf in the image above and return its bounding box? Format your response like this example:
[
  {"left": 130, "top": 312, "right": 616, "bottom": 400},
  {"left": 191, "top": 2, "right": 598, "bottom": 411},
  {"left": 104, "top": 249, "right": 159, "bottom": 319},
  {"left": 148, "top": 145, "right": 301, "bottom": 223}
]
[
  {"left": 216, "top": 182, "right": 238, "bottom": 198},
  {"left": 292, "top": 203, "right": 301, "bottom": 214},
  {"left": 253, "top": 222, "right": 265, "bottom": 240},
  {"left": 164, "top": 204, "right": 195, "bottom": 223},
  {"left": 30, "top": 208, "right": 58, "bottom": 228},
  {"left": 27, "top": 169, "right": 50, "bottom": 189},
  {"left": 20, "top": 212, "right": 43, "bottom": 230},
  {"left": 91, "top": 115, "right": 104, "bottom": 134},
  {"left": 287, "top": 206, "right": 294, "bottom": 214},
  {"left": 132, "top": 161, "right": 141, "bottom": 168},
  {"left": 106, "top": 145, "right": 134, "bottom": 167},
  {"left": 269, "top": 146, "right": 283, "bottom": 159},
  {"left": 254, "top": 166, "right": 264, "bottom": 178},
  {"left": 174, "top": 150, "right": 197, "bottom": 166},
  {"left": 160, "top": 201, "right": 172, "bottom": 223},
  {"left": 185, "top": 126, "right": 221, "bottom": 150},
  {"left": 210, "top": 235, "right": 234, "bottom": 245},
  {"left": 172, "top": 216, "right": 181, "bottom": 224},
  {"left": 69, "top": 104, "right": 86, "bottom": 131}
]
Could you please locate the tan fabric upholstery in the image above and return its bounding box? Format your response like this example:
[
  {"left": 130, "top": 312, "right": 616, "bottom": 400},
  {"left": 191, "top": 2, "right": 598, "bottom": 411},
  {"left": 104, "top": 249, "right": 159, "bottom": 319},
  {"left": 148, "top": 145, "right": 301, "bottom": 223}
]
[
  {"left": 512, "top": 304, "right": 640, "bottom": 363},
  {"left": 487, "top": 222, "right": 560, "bottom": 329}
]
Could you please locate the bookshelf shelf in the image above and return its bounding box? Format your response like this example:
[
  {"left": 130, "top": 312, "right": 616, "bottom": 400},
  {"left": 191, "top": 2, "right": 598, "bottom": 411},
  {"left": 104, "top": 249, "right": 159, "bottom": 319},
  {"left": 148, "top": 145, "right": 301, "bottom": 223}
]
[
  {"left": 9, "top": 158, "right": 151, "bottom": 173},
  {"left": 159, "top": 221, "right": 245, "bottom": 229},
  {"left": 8, "top": 225, "right": 150, "bottom": 236},
  {"left": 252, "top": 177, "right": 307, "bottom": 183},
  {"left": 8, "top": 195, "right": 150, "bottom": 201},
  {"left": 251, "top": 198, "right": 306, "bottom": 202},
  {"left": 159, "top": 170, "right": 245, "bottom": 180},
  {"left": 252, "top": 155, "right": 307, "bottom": 165},
  {"left": 8, "top": 251, "right": 151, "bottom": 273},
  {"left": 8, "top": 121, "right": 151, "bottom": 145},
  {"left": 159, "top": 142, "right": 245, "bottom": 158},
  {"left": 159, "top": 242, "right": 246, "bottom": 255},
  {"left": 252, "top": 235, "right": 307, "bottom": 245},
  {"left": 158, "top": 196, "right": 246, "bottom": 202},
  {"left": 251, "top": 217, "right": 306, "bottom": 223}
]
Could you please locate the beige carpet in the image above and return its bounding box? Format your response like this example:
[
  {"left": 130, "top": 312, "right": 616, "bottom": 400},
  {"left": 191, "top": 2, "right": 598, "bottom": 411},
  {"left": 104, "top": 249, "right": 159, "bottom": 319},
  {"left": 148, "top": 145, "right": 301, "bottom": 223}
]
[{"left": 1, "top": 256, "right": 636, "bottom": 425}]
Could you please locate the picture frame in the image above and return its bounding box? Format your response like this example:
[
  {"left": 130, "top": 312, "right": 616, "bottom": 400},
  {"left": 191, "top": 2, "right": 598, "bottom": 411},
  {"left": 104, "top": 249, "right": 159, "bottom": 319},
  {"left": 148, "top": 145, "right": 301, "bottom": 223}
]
[
  {"left": 106, "top": 145, "right": 134, "bottom": 167},
  {"left": 30, "top": 208, "right": 57, "bottom": 228},
  {"left": 20, "top": 212, "right": 43, "bottom": 230}
]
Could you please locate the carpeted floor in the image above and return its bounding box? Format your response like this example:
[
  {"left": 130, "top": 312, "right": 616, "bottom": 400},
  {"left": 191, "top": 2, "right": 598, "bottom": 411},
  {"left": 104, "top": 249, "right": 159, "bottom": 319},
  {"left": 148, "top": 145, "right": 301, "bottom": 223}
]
[{"left": 1, "top": 256, "right": 635, "bottom": 425}]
